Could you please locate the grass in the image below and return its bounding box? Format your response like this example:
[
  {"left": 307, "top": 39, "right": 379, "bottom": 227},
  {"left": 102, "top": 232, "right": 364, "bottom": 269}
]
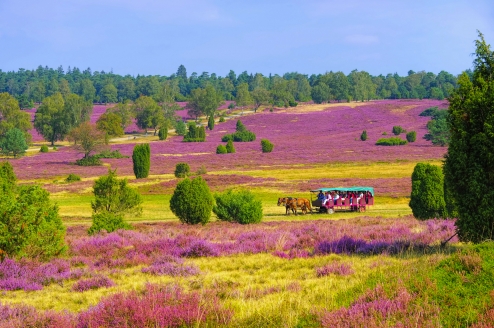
[{"left": 208, "top": 160, "right": 442, "bottom": 180}]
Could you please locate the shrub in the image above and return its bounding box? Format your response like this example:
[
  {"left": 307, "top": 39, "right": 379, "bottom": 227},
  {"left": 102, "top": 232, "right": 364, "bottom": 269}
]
[
  {"left": 174, "top": 163, "right": 190, "bottom": 178},
  {"left": 382, "top": 132, "right": 387, "bottom": 135},
  {"left": 419, "top": 106, "right": 439, "bottom": 116},
  {"left": 261, "top": 139, "right": 274, "bottom": 153},
  {"left": 213, "top": 189, "right": 263, "bottom": 224},
  {"left": 226, "top": 140, "right": 235, "bottom": 153},
  {"left": 208, "top": 115, "right": 215, "bottom": 130},
  {"left": 158, "top": 126, "right": 168, "bottom": 140},
  {"left": 406, "top": 131, "right": 417, "bottom": 142},
  {"left": 222, "top": 130, "right": 256, "bottom": 142},
  {"left": 91, "top": 169, "right": 142, "bottom": 217},
  {"left": 0, "top": 183, "right": 66, "bottom": 260},
  {"left": 53, "top": 146, "right": 57, "bottom": 151},
  {"left": 75, "top": 155, "right": 102, "bottom": 166},
  {"left": 288, "top": 100, "right": 298, "bottom": 107},
  {"left": 40, "top": 145, "right": 49, "bottom": 153},
  {"left": 88, "top": 212, "right": 133, "bottom": 235},
  {"left": 219, "top": 116, "right": 226, "bottom": 123},
  {"left": 196, "top": 165, "right": 207, "bottom": 175},
  {"left": 132, "top": 143, "right": 150, "bottom": 179},
  {"left": 392, "top": 125, "right": 405, "bottom": 135},
  {"left": 183, "top": 123, "right": 206, "bottom": 142},
  {"left": 376, "top": 137, "right": 407, "bottom": 146},
  {"left": 94, "top": 149, "right": 127, "bottom": 159},
  {"left": 216, "top": 145, "right": 227, "bottom": 154},
  {"left": 236, "top": 120, "right": 246, "bottom": 132},
  {"left": 409, "top": 163, "right": 446, "bottom": 220},
  {"left": 360, "top": 130, "right": 367, "bottom": 141},
  {"left": 169, "top": 177, "right": 213, "bottom": 225},
  {"left": 228, "top": 102, "right": 236, "bottom": 109},
  {"left": 65, "top": 174, "right": 81, "bottom": 183}
]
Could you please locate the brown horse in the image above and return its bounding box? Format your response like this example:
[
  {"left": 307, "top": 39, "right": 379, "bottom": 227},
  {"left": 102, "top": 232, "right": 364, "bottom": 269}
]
[{"left": 277, "top": 197, "right": 312, "bottom": 215}]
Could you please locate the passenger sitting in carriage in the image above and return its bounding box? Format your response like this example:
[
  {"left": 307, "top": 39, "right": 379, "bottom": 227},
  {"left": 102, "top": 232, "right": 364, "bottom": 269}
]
[
  {"left": 317, "top": 191, "right": 325, "bottom": 201},
  {"left": 322, "top": 192, "right": 332, "bottom": 205},
  {"left": 333, "top": 192, "right": 340, "bottom": 204}
]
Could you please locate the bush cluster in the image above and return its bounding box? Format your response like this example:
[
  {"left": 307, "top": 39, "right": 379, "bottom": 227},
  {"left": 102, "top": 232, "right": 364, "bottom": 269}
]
[
  {"left": 183, "top": 123, "right": 206, "bottom": 142},
  {"left": 221, "top": 120, "right": 256, "bottom": 142},
  {"left": 406, "top": 131, "right": 417, "bottom": 142},
  {"left": 219, "top": 116, "right": 226, "bottom": 123},
  {"left": 261, "top": 139, "right": 274, "bottom": 153},
  {"left": 65, "top": 174, "right": 81, "bottom": 183},
  {"left": 75, "top": 156, "right": 103, "bottom": 166},
  {"left": 213, "top": 189, "right": 263, "bottom": 224},
  {"left": 174, "top": 120, "right": 187, "bottom": 136},
  {"left": 375, "top": 137, "right": 407, "bottom": 146},
  {"left": 174, "top": 163, "right": 190, "bottom": 178},
  {"left": 94, "top": 149, "right": 127, "bottom": 159},
  {"left": 40, "top": 145, "right": 49, "bottom": 153},
  {"left": 132, "top": 143, "right": 150, "bottom": 179},
  {"left": 88, "top": 212, "right": 132, "bottom": 235},
  {"left": 392, "top": 126, "right": 405, "bottom": 135}
]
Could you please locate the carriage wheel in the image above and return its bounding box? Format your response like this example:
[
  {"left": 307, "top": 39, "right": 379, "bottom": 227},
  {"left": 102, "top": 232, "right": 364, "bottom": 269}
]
[{"left": 328, "top": 208, "right": 334, "bottom": 214}]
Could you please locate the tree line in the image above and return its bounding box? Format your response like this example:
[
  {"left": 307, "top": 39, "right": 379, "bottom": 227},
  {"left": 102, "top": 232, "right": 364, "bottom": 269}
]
[{"left": 0, "top": 64, "right": 463, "bottom": 109}]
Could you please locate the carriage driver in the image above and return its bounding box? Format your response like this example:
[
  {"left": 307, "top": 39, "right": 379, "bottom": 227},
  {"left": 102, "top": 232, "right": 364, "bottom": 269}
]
[{"left": 317, "top": 191, "right": 325, "bottom": 201}]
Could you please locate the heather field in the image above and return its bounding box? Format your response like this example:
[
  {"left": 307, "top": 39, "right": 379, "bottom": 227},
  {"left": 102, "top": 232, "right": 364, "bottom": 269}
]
[{"left": 3, "top": 100, "right": 493, "bottom": 327}]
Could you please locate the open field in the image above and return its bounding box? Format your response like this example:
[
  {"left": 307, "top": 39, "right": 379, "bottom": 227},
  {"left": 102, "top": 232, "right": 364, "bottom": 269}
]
[{"left": 2, "top": 100, "right": 493, "bottom": 327}]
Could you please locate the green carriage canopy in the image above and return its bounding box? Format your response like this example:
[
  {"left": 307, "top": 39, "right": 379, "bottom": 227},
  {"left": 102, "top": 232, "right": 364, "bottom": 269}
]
[{"left": 310, "top": 186, "right": 374, "bottom": 196}]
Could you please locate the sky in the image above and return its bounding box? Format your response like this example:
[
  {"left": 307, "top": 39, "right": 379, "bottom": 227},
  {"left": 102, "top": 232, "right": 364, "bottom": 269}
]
[{"left": 1, "top": 0, "right": 493, "bottom": 78}]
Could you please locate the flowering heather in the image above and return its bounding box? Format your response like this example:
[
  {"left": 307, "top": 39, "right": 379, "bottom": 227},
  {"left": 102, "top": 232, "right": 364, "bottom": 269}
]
[
  {"left": 316, "top": 262, "right": 354, "bottom": 277},
  {"left": 141, "top": 255, "right": 200, "bottom": 276},
  {"left": 13, "top": 100, "right": 447, "bottom": 181},
  {"left": 77, "top": 284, "right": 232, "bottom": 327},
  {"left": 71, "top": 275, "right": 115, "bottom": 292},
  {"left": 0, "top": 303, "right": 76, "bottom": 327},
  {"left": 0, "top": 258, "right": 83, "bottom": 291},
  {"left": 319, "top": 283, "right": 439, "bottom": 327}
]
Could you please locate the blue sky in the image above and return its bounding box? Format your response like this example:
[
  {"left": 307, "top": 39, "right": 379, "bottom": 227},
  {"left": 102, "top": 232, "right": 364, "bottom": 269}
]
[{"left": 1, "top": 0, "right": 493, "bottom": 77}]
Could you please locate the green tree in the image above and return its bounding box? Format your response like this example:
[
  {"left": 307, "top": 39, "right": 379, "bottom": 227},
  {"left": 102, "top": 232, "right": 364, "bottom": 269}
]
[
  {"left": 107, "top": 102, "right": 133, "bottom": 130},
  {"left": 174, "top": 120, "right": 187, "bottom": 136},
  {"left": 424, "top": 114, "right": 450, "bottom": 146},
  {"left": 443, "top": 32, "right": 494, "bottom": 242},
  {"left": 169, "top": 177, "right": 213, "bottom": 225},
  {"left": 311, "top": 84, "right": 331, "bottom": 104},
  {"left": 0, "top": 92, "right": 32, "bottom": 140},
  {"left": 409, "top": 163, "right": 446, "bottom": 220},
  {"left": 78, "top": 78, "right": 96, "bottom": 102},
  {"left": 251, "top": 88, "right": 270, "bottom": 112},
  {"left": 0, "top": 128, "right": 28, "bottom": 158},
  {"left": 213, "top": 189, "right": 263, "bottom": 224},
  {"left": 174, "top": 162, "right": 190, "bottom": 178},
  {"left": 0, "top": 161, "right": 16, "bottom": 194},
  {"left": 133, "top": 96, "right": 162, "bottom": 135},
  {"left": 89, "top": 169, "right": 142, "bottom": 234},
  {"left": 235, "top": 82, "right": 253, "bottom": 111},
  {"left": 34, "top": 93, "right": 90, "bottom": 145},
  {"left": 132, "top": 143, "right": 151, "bottom": 179},
  {"left": 96, "top": 112, "right": 124, "bottom": 137},
  {"left": 67, "top": 122, "right": 107, "bottom": 159},
  {"left": 100, "top": 83, "right": 118, "bottom": 104},
  {"left": 186, "top": 84, "right": 223, "bottom": 121},
  {"left": 360, "top": 130, "right": 368, "bottom": 141}
]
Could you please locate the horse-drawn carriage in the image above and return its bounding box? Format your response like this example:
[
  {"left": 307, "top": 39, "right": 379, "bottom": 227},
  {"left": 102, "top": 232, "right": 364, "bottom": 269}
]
[{"left": 310, "top": 187, "right": 374, "bottom": 214}]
